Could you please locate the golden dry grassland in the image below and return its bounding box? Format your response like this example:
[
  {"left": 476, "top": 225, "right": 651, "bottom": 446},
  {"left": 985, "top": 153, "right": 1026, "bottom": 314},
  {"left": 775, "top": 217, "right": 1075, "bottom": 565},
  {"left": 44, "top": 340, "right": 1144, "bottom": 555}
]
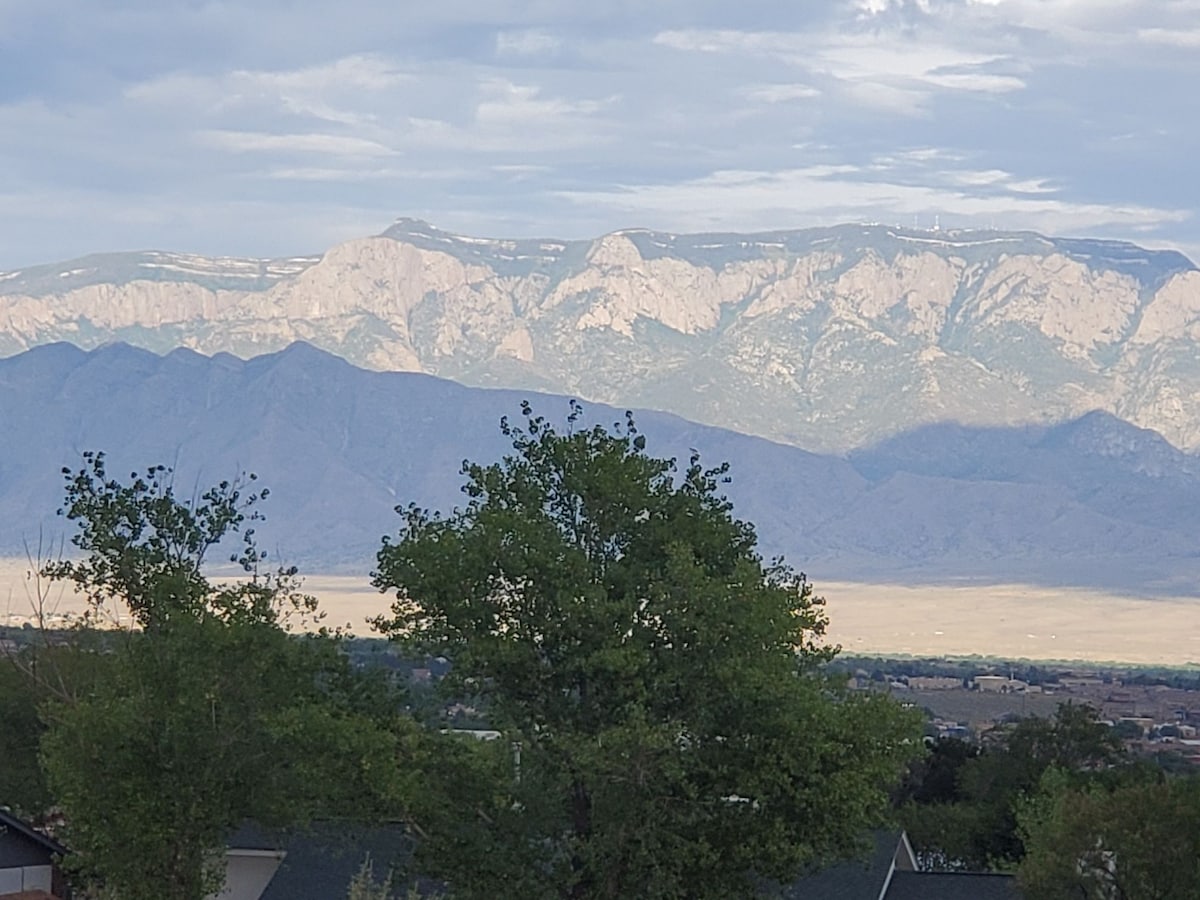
[{"left": 2, "top": 560, "right": 1197, "bottom": 666}]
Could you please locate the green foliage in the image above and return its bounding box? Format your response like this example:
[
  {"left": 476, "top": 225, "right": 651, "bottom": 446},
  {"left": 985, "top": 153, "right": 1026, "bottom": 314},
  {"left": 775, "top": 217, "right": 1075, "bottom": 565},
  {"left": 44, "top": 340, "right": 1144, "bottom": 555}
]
[
  {"left": 42, "top": 451, "right": 317, "bottom": 630},
  {"left": 896, "top": 737, "right": 979, "bottom": 807},
  {"left": 38, "top": 457, "right": 412, "bottom": 900},
  {"left": 1018, "top": 772, "right": 1200, "bottom": 899},
  {"left": 2, "top": 627, "right": 116, "bottom": 817},
  {"left": 346, "top": 855, "right": 443, "bottom": 900},
  {"left": 347, "top": 856, "right": 395, "bottom": 900},
  {"left": 1111, "top": 719, "right": 1145, "bottom": 740},
  {"left": 0, "top": 658, "right": 49, "bottom": 814},
  {"left": 899, "top": 703, "right": 1123, "bottom": 870},
  {"left": 373, "top": 402, "right": 921, "bottom": 899}
]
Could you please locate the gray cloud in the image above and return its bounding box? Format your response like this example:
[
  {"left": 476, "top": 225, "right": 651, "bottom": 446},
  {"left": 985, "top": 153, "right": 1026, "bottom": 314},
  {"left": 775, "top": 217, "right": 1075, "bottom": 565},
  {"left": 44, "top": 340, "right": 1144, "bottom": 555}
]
[{"left": 0, "top": 0, "right": 1197, "bottom": 266}]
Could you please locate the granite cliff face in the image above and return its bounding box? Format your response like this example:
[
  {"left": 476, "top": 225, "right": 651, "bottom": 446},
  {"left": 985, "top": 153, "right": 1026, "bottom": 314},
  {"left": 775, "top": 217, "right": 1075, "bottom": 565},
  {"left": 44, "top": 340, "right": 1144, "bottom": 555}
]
[{"left": 1, "top": 221, "right": 1197, "bottom": 453}]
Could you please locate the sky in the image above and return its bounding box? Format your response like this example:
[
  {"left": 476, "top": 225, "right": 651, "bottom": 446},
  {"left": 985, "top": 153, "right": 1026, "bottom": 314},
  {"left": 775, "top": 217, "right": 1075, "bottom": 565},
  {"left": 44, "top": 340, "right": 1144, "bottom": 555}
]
[{"left": 2, "top": 0, "right": 1199, "bottom": 269}]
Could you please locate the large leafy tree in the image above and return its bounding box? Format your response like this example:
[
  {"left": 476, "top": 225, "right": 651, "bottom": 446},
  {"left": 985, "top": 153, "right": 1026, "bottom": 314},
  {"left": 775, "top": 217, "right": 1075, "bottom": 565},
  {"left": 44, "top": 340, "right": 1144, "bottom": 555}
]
[
  {"left": 1018, "top": 772, "right": 1200, "bottom": 899},
  {"left": 38, "top": 453, "right": 410, "bottom": 900},
  {"left": 373, "top": 402, "right": 921, "bottom": 899}
]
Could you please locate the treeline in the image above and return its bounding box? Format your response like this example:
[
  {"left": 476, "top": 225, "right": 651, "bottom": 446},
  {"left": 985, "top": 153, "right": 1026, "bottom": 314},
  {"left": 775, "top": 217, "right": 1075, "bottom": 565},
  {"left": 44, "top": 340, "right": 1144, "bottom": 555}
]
[{"left": 833, "top": 654, "right": 1200, "bottom": 690}]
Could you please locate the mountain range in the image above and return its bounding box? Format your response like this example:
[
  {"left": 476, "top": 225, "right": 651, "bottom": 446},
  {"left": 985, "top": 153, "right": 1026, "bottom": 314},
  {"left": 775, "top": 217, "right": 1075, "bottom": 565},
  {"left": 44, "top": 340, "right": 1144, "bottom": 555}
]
[
  {"left": 2, "top": 220, "right": 1198, "bottom": 455},
  {"left": 2, "top": 342, "right": 1198, "bottom": 593}
]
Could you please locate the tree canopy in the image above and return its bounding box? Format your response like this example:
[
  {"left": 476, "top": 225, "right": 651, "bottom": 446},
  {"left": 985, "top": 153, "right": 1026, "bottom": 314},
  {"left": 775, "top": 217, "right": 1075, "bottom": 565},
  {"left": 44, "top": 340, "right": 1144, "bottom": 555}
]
[
  {"left": 1018, "top": 771, "right": 1200, "bottom": 899},
  {"left": 373, "top": 402, "right": 921, "bottom": 899},
  {"left": 36, "top": 453, "right": 410, "bottom": 900},
  {"left": 898, "top": 703, "right": 1124, "bottom": 870}
]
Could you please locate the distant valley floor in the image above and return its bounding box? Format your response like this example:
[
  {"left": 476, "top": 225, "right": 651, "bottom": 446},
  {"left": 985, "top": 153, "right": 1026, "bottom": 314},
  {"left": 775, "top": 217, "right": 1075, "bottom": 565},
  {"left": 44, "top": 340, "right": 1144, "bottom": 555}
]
[
  {"left": 2, "top": 560, "right": 1197, "bottom": 666},
  {"left": 820, "top": 581, "right": 1200, "bottom": 666}
]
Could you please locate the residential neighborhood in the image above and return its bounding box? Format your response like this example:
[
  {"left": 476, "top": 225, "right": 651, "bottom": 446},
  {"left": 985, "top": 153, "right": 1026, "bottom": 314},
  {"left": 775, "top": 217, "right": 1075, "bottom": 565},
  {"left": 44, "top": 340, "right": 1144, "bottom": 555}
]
[{"left": 847, "top": 662, "right": 1200, "bottom": 764}]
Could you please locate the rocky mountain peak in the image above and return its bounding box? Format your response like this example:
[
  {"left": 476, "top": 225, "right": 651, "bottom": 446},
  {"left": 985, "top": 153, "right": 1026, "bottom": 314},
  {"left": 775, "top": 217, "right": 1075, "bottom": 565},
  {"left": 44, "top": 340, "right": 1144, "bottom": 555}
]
[{"left": 2, "top": 221, "right": 1198, "bottom": 455}]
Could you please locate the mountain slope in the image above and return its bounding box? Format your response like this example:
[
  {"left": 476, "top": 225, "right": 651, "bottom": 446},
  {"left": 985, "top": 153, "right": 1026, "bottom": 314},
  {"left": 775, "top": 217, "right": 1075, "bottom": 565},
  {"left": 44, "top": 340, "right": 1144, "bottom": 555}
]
[
  {"left": 1, "top": 343, "right": 1197, "bottom": 592},
  {"left": 2, "top": 221, "right": 1198, "bottom": 455}
]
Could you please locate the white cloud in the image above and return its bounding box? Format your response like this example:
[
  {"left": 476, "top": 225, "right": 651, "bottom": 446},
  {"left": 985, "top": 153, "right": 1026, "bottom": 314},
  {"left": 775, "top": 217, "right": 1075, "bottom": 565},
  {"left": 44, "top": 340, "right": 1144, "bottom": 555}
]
[
  {"left": 474, "top": 78, "right": 611, "bottom": 126},
  {"left": 0, "top": 0, "right": 1198, "bottom": 267},
  {"left": 495, "top": 29, "right": 562, "bottom": 56},
  {"left": 265, "top": 167, "right": 393, "bottom": 181},
  {"left": 1138, "top": 28, "right": 1200, "bottom": 49},
  {"left": 558, "top": 165, "right": 1189, "bottom": 239},
  {"left": 652, "top": 29, "right": 748, "bottom": 53},
  {"left": 852, "top": 0, "right": 933, "bottom": 17},
  {"left": 953, "top": 0, "right": 1200, "bottom": 53},
  {"left": 655, "top": 26, "right": 1024, "bottom": 116},
  {"left": 128, "top": 55, "right": 412, "bottom": 126},
  {"left": 200, "top": 130, "right": 397, "bottom": 158},
  {"left": 842, "top": 81, "right": 931, "bottom": 116},
  {"left": 261, "top": 55, "right": 410, "bottom": 92},
  {"left": 887, "top": 147, "right": 965, "bottom": 163},
  {"left": 1007, "top": 178, "right": 1057, "bottom": 195},
  {"left": 743, "top": 83, "right": 821, "bottom": 104},
  {"left": 923, "top": 72, "right": 1023, "bottom": 92},
  {"left": 813, "top": 38, "right": 1025, "bottom": 100},
  {"left": 264, "top": 164, "right": 469, "bottom": 182},
  {"left": 947, "top": 169, "right": 1011, "bottom": 186},
  {"left": 868, "top": 151, "right": 1061, "bottom": 198},
  {"left": 491, "top": 163, "right": 550, "bottom": 174}
]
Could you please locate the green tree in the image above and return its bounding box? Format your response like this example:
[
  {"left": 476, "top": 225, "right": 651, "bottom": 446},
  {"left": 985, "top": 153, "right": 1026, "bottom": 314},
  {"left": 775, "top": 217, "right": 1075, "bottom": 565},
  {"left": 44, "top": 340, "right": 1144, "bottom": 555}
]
[
  {"left": 0, "top": 655, "right": 48, "bottom": 813},
  {"left": 1, "top": 630, "right": 115, "bottom": 819},
  {"left": 1018, "top": 772, "right": 1200, "bottom": 899},
  {"left": 42, "top": 451, "right": 315, "bottom": 630},
  {"left": 900, "top": 703, "right": 1122, "bottom": 869},
  {"left": 373, "top": 402, "right": 921, "bottom": 899},
  {"left": 39, "top": 453, "right": 411, "bottom": 900}
]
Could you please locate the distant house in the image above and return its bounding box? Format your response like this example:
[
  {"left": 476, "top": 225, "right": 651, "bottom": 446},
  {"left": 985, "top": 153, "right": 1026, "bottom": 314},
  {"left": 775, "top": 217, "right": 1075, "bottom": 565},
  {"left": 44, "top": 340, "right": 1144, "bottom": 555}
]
[
  {"left": 0, "top": 808, "right": 68, "bottom": 899},
  {"left": 908, "top": 676, "right": 964, "bottom": 691},
  {"left": 213, "top": 841, "right": 286, "bottom": 900},
  {"left": 0, "top": 814, "right": 423, "bottom": 900},
  {"left": 974, "top": 676, "right": 1028, "bottom": 694}
]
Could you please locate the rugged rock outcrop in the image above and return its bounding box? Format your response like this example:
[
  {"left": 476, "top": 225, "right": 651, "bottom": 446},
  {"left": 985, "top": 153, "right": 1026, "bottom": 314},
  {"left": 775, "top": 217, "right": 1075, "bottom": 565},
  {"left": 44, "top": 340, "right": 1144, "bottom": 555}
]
[{"left": 2, "top": 221, "right": 1197, "bottom": 453}]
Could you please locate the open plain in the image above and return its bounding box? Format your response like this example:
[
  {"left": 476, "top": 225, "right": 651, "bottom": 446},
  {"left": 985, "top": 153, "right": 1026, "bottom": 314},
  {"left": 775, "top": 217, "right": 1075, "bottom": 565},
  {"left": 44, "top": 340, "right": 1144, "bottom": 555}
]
[{"left": 3, "top": 559, "right": 1197, "bottom": 667}]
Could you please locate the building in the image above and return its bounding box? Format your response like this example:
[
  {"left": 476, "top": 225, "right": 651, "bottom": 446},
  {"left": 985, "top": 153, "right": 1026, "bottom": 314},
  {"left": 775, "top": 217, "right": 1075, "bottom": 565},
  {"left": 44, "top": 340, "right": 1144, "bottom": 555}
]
[
  {"left": 219, "top": 823, "right": 429, "bottom": 900},
  {"left": 974, "top": 676, "right": 1029, "bottom": 694},
  {"left": 0, "top": 808, "right": 68, "bottom": 899},
  {"left": 5, "top": 810, "right": 1020, "bottom": 899},
  {"left": 781, "top": 831, "right": 1021, "bottom": 899}
]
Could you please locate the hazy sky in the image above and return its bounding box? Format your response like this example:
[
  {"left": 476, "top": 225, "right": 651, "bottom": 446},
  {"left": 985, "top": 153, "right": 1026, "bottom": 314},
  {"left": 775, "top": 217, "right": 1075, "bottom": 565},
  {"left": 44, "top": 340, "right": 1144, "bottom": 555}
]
[{"left": 2, "top": 0, "right": 1199, "bottom": 268}]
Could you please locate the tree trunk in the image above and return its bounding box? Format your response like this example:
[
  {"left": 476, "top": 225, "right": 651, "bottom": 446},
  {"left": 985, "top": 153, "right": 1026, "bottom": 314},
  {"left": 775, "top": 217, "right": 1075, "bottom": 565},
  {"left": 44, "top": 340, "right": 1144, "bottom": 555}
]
[{"left": 567, "top": 776, "right": 593, "bottom": 899}]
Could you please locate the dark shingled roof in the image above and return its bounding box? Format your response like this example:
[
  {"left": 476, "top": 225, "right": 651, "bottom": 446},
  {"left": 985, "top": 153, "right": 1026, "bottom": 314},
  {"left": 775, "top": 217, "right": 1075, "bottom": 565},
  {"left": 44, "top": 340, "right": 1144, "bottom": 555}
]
[
  {"left": 228, "top": 822, "right": 438, "bottom": 900},
  {"left": 224, "top": 823, "right": 1023, "bottom": 900},
  {"left": 0, "top": 809, "right": 67, "bottom": 857},
  {"left": 780, "top": 831, "right": 907, "bottom": 900},
  {"left": 886, "top": 870, "right": 1022, "bottom": 900}
]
